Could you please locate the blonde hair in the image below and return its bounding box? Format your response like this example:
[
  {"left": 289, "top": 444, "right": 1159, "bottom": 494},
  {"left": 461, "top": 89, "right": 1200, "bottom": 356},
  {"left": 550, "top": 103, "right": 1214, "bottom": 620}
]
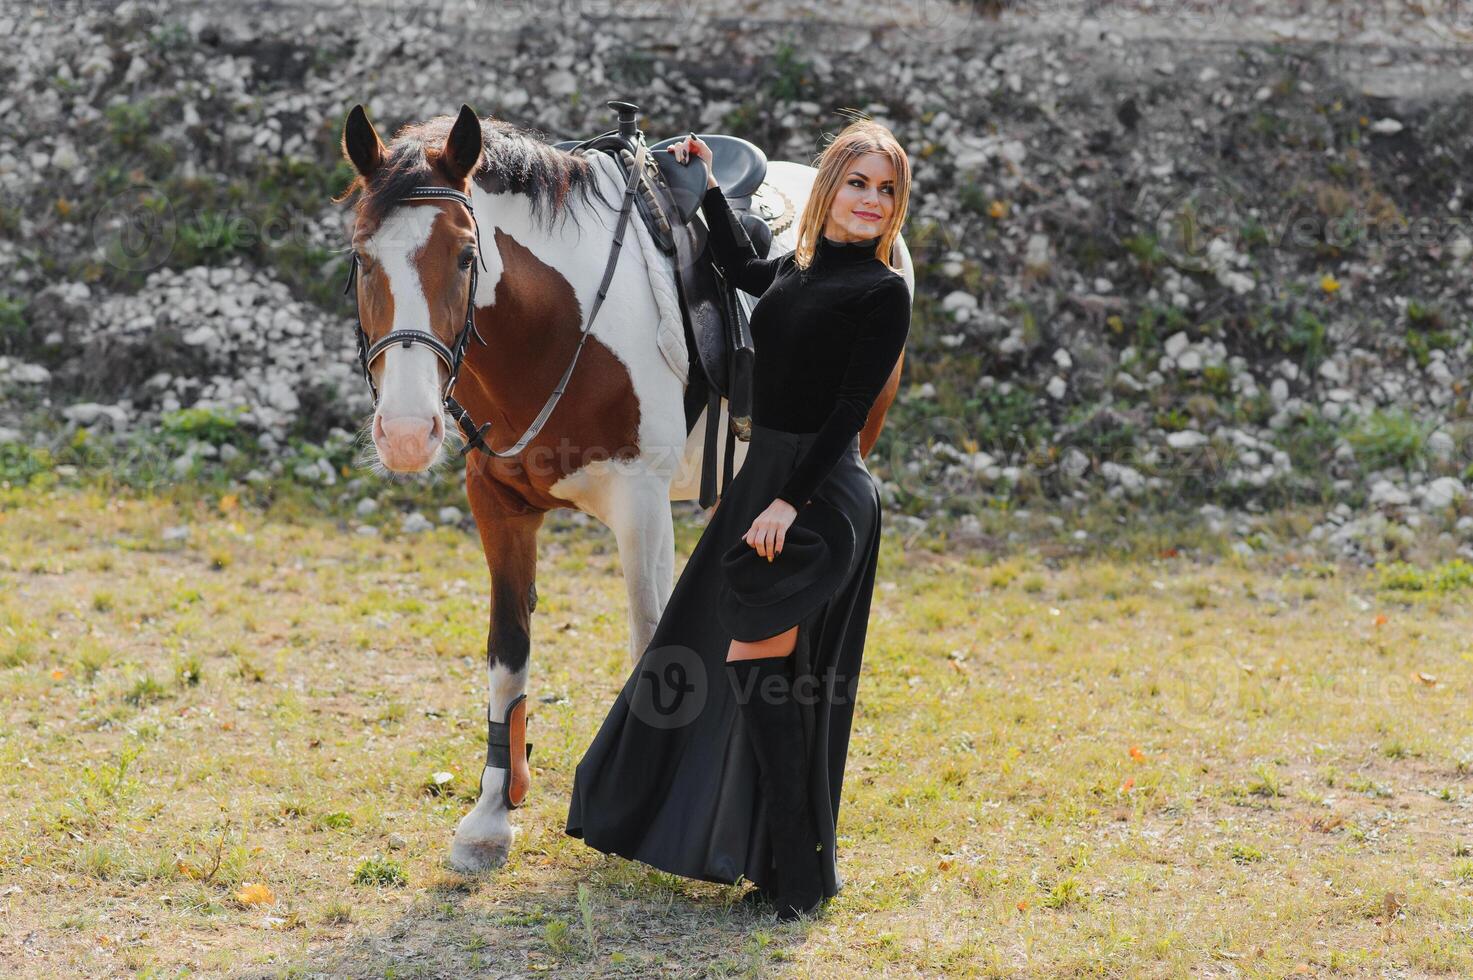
[{"left": 793, "top": 116, "right": 911, "bottom": 273}]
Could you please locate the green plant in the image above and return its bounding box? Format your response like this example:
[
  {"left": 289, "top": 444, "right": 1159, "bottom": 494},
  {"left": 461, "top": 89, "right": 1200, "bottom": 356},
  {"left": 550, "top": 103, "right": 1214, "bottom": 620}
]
[
  {"left": 577, "top": 882, "right": 597, "bottom": 956},
  {"left": 352, "top": 856, "right": 406, "bottom": 887},
  {"left": 1228, "top": 842, "right": 1266, "bottom": 863},
  {"left": 124, "top": 674, "right": 168, "bottom": 706},
  {"left": 1347, "top": 410, "right": 1431, "bottom": 471},
  {"left": 0, "top": 295, "right": 27, "bottom": 353},
  {"left": 160, "top": 407, "right": 244, "bottom": 446},
  {"left": 767, "top": 43, "right": 813, "bottom": 102}
]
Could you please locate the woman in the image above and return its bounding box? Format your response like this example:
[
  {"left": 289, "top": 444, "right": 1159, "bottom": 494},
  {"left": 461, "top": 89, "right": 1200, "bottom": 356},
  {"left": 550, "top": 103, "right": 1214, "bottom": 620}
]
[{"left": 564, "top": 119, "right": 912, "bottom": 922}]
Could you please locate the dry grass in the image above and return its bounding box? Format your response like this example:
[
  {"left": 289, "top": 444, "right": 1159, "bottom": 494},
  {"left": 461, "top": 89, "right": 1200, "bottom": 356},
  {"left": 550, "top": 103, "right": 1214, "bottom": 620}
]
[{"left": 1, "top": 488, "right": 1471, "bottom": 977}]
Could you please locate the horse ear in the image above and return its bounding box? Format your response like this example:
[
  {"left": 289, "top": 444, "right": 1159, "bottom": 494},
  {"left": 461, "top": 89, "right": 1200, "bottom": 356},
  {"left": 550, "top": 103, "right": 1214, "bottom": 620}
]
[
  {"left": 442, "top": 104, "right": 483, "bottom": 183},
  {"left": 343, "top": 104, "right": 384, "bottom": 179}
]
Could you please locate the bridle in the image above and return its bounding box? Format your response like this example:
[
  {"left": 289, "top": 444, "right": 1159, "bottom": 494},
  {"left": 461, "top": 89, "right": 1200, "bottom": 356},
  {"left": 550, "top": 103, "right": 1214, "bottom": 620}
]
[
  {"left": 342, "top": 140, "right": 648, "bottom": 459},
  {"left": 344, "top": 186, "right": 486, "bottom": 411}
]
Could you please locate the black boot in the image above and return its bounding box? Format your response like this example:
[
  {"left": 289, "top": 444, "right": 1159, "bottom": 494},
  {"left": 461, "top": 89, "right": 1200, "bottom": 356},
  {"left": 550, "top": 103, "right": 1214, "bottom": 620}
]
[{"left": 726, "top": 654, "right": 825, "bottom": 922}]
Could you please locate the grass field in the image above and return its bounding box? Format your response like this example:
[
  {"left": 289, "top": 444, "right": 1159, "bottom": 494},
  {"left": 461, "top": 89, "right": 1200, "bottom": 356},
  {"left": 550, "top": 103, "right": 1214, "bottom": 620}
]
[{"left": 1, "top": 487, "right": 1471, "bottom": 978}]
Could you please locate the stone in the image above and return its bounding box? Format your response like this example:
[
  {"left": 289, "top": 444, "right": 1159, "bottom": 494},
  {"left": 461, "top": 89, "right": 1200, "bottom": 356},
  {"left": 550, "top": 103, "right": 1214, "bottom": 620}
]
[
  {"left": 941, "top": 291, "right": 979, "bottom": 321},
  {"left": 62, "top": 402, "right": 128, "bottom": 429},
  {"left": 1369, "top": 480, "right": 1411, "bottom": 507},
  {"left": 1061, "top": 448, "right": 1089, "bottom": 480},
  {"left": 1423, "top": 477, "right": 1465, "bottom": 510},
  {"left": 1101, "top": 462, "right": 1145, "bottom": 494},
  {"left": 402, "top": 512, "right": 433, "bottom": 534},
  {"left": 356, "top": 497, "right": 379, "bottom": 517},
  {"left": 1166, "top": 430, "right": 1208, "bottom": 449},
  {"left": 5, "top": 362, "right": 50, "bottom": 384},
  {"left": 1428, "top": 430, "right": 1455, "bottom": 461},
  {"left": 437, "top": 506, "right": 463, "bottom": 525}
]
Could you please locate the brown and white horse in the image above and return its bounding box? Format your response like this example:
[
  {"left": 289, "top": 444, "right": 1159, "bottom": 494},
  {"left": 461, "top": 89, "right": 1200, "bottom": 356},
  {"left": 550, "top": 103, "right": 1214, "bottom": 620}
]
[{"left": 338, "top": 104, "right": 913, "bottom": 872}]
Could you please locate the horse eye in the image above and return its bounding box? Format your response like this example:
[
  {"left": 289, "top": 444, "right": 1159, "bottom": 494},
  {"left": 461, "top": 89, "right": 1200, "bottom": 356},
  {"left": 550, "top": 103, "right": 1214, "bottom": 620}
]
[{"left": 459, "top": 251, "right": 476, "bottom": 269}]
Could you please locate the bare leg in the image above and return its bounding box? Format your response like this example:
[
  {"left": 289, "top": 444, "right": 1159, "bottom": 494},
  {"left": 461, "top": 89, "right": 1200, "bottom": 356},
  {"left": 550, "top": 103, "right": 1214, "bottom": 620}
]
[{"left": 726, "top": 624, "right": 798, "bottom": 663}]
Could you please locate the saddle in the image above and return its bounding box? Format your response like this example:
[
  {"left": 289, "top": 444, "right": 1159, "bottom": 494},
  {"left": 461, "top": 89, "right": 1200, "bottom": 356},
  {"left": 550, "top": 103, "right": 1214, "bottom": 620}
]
[{"left": 553, "top": 101, "right": 778, "bottom": 509}]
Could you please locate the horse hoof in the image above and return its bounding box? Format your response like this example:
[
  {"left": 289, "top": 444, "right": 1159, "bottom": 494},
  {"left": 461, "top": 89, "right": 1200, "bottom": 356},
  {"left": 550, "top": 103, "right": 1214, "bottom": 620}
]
[{"left": 448, "top": 834, "right": 512, "bottom": 874}]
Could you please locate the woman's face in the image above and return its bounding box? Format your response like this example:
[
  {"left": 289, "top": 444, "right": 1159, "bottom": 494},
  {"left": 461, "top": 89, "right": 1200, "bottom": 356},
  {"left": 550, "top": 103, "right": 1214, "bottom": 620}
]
[{"left": 824, "top": 151, "right": 897, "bottom": 243}]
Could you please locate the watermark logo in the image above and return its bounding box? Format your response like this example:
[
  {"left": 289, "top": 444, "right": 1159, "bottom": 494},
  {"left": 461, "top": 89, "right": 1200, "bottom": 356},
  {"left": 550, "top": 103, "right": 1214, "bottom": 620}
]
[
  {"left": 1147, "top": 176, "right": 1244, "bottom": 275},
  {"left": 628, "top": 643, "right": 707, "bottom": 730},
  {"left": 93, "top": 186, "right": 176, "bottom": 273}
]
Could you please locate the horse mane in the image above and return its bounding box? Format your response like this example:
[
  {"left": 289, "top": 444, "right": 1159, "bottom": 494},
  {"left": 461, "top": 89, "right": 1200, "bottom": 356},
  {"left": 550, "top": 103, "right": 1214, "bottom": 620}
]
[{"left": 339, "top": 113, "right": 616, "bottom": 235}]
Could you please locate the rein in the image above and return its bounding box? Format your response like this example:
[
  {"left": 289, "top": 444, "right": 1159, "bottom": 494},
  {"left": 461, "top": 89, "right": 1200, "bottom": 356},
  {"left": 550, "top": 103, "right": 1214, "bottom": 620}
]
[{"left": 343, "top": 139, "right": 649, "bottom": 458}]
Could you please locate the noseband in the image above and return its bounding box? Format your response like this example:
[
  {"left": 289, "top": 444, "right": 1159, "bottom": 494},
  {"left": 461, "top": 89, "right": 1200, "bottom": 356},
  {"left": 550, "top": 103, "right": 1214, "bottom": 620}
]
[{"left": 343, "top": 140, "right": 648, "bottom": 459}]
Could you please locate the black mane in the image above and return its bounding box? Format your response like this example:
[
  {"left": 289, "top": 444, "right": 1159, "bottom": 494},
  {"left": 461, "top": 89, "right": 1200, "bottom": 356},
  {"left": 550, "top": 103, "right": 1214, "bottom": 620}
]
[{"left": 350, "top": 114, "right": 615, "bottom": 236}]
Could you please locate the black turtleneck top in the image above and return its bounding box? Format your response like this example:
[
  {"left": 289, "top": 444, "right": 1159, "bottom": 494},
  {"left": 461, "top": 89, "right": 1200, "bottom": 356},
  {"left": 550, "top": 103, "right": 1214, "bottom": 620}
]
[{"left": 699, "top": 184, "right": 911, "bottom": 511}]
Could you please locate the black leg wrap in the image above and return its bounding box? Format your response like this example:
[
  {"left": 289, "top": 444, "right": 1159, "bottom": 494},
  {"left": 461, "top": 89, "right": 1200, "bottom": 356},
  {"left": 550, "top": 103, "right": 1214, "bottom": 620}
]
[{"left": 485, "top": 693, "right": 534, "bottom": 810}]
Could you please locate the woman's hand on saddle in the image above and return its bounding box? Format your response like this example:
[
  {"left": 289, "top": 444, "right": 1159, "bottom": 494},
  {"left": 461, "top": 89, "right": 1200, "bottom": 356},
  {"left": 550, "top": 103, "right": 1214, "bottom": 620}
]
[
  {"left": 742, "top": 498, "right": 798, "bottom": 562},
  {"left": 666, "top": 134, "right": 717, "bottom": 190}
]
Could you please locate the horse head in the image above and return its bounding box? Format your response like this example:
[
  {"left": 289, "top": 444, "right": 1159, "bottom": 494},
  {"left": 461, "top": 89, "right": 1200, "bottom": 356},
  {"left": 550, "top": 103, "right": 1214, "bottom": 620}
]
[{"left": 341, "top": 103, "right": 484, "bottom": 473}]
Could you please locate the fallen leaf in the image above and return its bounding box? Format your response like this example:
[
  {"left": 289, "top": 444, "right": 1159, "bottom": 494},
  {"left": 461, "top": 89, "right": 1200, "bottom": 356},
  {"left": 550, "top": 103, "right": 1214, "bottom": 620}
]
[
  {"left": 218, "top": 494, "right": 238, "bottom": 514},
  {"left": 50, "top": 668, "right": 67, "bottom": 681},
  {"left": 1309, "top": 815, "right": 1345, "bottom": 833},
  {"left": 1374, "top": 613, "right": 1388, "bottom": 627},
  {"left": 1320, "top": 273, "right": 1340, "bottom": 295},
  {"left": 235, "top": 883, "right": 275, "bottom": 906},
  {"left": 988, "top": 200, "right": 1008, "bottom": 220},
  {"left": 1129, "top": 745, "right": 1146, "bottom": 761},
  {"left": 1415, "top": 672, "right": 1437, "bottom": 686},
  {"left": 1121, "top": 777, "right": 1135, "bottom": 792},
  {"left": 1383, "top": 891, "right": 1405, "bottom": 917},
  {"left": 1016, "top": 900, "right": 1029, "bottom": 911}
]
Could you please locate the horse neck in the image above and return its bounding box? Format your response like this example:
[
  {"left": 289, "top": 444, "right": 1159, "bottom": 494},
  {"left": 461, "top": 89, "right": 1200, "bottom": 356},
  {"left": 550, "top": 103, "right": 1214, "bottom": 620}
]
[{"left": 456, "top": 180, "right": 640, "bottom": 422}]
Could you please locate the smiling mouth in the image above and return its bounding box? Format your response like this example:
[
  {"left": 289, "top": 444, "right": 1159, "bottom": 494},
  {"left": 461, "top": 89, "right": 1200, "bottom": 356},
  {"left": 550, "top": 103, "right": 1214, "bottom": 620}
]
[{"left": 854, "top": 211, "right": 881, "bottom": 220}]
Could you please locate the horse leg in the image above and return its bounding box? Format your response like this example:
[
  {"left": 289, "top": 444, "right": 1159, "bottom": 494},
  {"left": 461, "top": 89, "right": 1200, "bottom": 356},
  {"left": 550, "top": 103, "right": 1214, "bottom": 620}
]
[
  {"left": 604, "top": 474, "right": 677, "bottom": 667},
  {"left": 449, "top": 487, "right": 544, "bottom": 874}
]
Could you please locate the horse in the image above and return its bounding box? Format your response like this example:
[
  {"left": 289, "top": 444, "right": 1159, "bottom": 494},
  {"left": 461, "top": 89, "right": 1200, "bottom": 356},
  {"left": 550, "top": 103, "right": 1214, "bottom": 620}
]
[{"left": 336, "top": 103, "right": 913, "bottom": 872}]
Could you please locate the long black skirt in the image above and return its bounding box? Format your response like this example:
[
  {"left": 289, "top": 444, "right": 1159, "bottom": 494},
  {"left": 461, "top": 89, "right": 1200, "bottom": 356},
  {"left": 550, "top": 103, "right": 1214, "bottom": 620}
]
[{"left": 564, "top": 421, "right": 883, "bottom": 898}]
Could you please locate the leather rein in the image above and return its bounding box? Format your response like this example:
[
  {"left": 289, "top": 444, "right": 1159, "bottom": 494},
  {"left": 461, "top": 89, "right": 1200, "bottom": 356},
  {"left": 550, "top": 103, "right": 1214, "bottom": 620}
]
[{"left": 343, "top": 140, "right": 648, "bottom": 458}]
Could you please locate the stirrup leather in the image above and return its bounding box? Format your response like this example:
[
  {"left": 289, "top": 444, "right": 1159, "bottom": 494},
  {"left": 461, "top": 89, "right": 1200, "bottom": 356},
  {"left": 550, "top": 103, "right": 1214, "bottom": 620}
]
[{"left": 484, "top": 693, "right": 534, "bottom": 810}]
